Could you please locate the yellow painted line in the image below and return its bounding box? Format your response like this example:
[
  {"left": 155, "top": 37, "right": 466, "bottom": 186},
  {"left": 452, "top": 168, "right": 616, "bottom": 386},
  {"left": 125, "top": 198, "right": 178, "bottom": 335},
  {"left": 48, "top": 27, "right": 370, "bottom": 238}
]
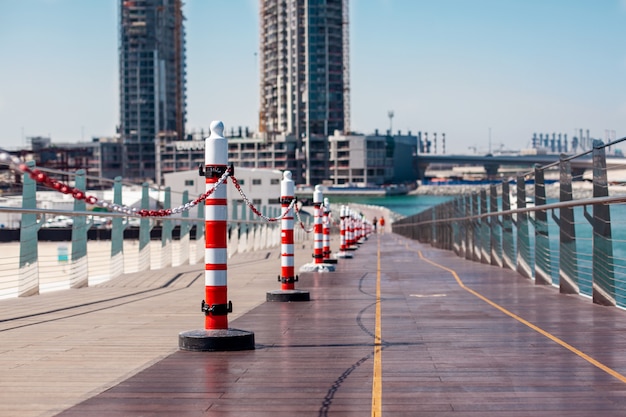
[
  {"left": 371, "top": 235, "right": 383, "bottom": 417},
  {"left": 417, "top": 250, "right": 626, "bottom": 384}
]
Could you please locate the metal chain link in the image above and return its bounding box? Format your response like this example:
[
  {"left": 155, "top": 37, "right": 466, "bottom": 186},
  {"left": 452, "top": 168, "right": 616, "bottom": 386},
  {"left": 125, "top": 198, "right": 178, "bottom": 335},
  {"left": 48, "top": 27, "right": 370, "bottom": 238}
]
[
  {"left": 230, "top": 175, "right": 296, "bottom": 222},
  {"left": 3, "top": 153, "right": 231, "bottom": 218},
  {"left": 1, "top": 151, "right": 311, "bottom": 226},
  {"left": 295, "top": 202, "right": 314, "bottom": 233}
]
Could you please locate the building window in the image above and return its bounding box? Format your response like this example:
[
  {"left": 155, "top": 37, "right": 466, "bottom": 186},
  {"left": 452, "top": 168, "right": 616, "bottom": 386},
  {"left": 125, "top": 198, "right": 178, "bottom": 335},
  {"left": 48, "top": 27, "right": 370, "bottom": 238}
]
[
  {"left": 270, "top": 179, "right": 280, "bottom": 185},
  {"left": 184, "top": 179, "right": 194, "bottom": 186},
  {"left": 252, "top": 179, "right": 262, "bottom": 185}
]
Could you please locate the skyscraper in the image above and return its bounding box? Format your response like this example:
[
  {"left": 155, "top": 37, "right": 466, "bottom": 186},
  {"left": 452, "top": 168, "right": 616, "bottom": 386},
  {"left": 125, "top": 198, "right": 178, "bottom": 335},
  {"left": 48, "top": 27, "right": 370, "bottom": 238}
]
[
  {"left": 119, "top": 0, "right": 186, "bottom": 182},
  {"left": 259, "top": 0, "right": 349, "bottom": 184}
]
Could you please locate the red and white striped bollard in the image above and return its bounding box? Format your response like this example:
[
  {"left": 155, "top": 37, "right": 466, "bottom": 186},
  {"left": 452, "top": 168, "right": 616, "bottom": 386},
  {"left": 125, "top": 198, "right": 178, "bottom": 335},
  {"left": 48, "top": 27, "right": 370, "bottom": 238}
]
[
  {"left": 313, "top": 185, "right": 324, "bottom": 264},
  {"left": 322, "top": 197, "right": 330, "bottom": 260},
  {"left": 179, "top": 120, "right": 254, "bottom": 351},
  {"left": 280, "top": 171, "right": 296, "bottom": 290},
  {"left": 267, "top": 171, "right": 309, "bottom": 302},
  {"left": 335, "top": 205, "right": 352, "bottom": 258}
]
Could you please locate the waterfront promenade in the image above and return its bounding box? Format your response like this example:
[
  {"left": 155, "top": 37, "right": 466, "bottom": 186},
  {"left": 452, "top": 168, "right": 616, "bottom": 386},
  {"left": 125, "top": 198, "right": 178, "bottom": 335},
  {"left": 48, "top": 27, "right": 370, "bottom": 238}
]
[{"left": 3, "top": 224, "right": 626, "bottom": 416}]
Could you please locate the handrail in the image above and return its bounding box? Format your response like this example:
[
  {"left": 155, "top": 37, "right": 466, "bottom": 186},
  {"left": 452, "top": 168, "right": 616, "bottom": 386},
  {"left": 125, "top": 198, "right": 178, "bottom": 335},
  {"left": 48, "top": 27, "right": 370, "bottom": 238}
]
[
  {"left": 516, "top": 135, "right": 626, "bottom": 177},
  {"left": 393, "top": 193, "right": 626, "bottom": 228},
  {"left": 393, "top": 141, "right": 626, "bottom": 309}
]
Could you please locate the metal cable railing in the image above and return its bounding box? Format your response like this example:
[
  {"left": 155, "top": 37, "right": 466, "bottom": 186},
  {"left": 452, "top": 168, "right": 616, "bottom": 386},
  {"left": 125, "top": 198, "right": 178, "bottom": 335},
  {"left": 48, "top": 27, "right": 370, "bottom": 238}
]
[{"left": 394, "top": 140, "right": 626, "bottom": 309}]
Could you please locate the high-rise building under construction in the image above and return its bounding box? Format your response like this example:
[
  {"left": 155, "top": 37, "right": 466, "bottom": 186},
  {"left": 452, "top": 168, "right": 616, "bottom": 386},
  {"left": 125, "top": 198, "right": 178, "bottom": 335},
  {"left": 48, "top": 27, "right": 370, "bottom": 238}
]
[
  {"left": 119, "top": 0, "right": 186, "bottom": 182},
  {"left": 259, "top": 0, "right": 349, "bottom": 184}
]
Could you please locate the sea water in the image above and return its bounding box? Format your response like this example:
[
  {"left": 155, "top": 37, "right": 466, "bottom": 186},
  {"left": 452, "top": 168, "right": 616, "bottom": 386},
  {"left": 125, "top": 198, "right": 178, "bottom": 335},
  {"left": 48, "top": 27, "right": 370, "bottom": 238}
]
[{"left": 326, "top": 194, "right": 453, "bottom": 217}]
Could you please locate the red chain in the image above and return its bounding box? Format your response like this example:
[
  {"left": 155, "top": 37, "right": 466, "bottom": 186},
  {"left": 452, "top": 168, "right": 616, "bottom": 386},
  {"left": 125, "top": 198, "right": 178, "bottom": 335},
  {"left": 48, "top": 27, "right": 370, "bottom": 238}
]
[
  {"left": 19, "top": 164, "right": 227, "bottom": 217},
  {"left": 20, "top": 165, "right": 303, "bottom": 224},
  {"left": 294, "top": 203, "right": 314, "bottom": 233},
  {"left": 22, "top": 165, "right": 96, "bottom": 203}
]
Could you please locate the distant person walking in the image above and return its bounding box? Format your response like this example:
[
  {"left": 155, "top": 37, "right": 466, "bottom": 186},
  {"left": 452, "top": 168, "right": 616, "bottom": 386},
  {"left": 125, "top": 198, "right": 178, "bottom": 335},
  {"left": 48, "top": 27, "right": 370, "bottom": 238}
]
[
  {"left": 379, "top": 217, "right": 385, "bottom": 234},
  {"left": 372, "top": 217, "right": 378, "bottom": 233}
]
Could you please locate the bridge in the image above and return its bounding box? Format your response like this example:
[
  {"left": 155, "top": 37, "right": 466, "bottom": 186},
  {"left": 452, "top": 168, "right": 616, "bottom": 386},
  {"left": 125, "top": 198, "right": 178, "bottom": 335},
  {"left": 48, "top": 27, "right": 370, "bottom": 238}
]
[
  {"left": 1, "top": 133, "right": 626, "bottom": 415},
  {"left": 415, "top": 151, "right": 623, "bottom": 179}
]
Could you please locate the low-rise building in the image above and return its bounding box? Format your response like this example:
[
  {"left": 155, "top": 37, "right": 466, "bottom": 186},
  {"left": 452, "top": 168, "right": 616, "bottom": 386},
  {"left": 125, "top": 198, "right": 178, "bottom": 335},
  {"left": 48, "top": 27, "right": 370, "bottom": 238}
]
[
  {"left": 328, "top": 130, "right": 419, "bottom": 186},
  {"left": 14, "top": 128, "right": 419, "bottom": 190}
]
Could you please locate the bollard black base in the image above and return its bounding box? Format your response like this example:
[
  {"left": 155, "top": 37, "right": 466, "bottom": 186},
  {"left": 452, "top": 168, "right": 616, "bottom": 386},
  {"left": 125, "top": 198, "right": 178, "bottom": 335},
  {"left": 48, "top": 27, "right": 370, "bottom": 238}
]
[
  {"left": 178, "top": 328, "right": 255, "bottom": 352},
  {"left": 324, "top": 258, "right": 338, "bottom": 264},
  {"left": 266, "top": 289, "right": 310, "bottom": 302}
]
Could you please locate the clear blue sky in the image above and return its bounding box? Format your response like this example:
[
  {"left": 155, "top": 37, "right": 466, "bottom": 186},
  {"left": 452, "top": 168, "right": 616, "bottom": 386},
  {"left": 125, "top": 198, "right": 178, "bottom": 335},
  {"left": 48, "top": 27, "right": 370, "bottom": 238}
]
[{"left": 1, "top": 0, "right": 626, "bottom": 154}]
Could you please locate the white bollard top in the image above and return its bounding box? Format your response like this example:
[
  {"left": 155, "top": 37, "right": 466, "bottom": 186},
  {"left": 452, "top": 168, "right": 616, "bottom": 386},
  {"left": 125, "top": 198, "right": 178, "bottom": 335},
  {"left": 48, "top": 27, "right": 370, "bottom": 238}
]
[
  {"left": 281, "top": 170, "right": 294, "bottom": 197},
  {"left": 209, "top": 120, "right": 224, "bottom": 138},
  {"left": 314, "top": 184, "right": 323, "bottom": 204},
  {"left": 206, "top": 120, "right": 227, "bottom": 165}
]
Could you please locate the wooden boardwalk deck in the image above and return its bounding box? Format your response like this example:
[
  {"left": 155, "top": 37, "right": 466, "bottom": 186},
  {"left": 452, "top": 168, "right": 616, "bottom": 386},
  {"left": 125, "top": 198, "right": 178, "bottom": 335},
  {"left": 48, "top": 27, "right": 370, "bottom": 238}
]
[{"left": 3, "top": 234, "right": 626, "bottom": 416}]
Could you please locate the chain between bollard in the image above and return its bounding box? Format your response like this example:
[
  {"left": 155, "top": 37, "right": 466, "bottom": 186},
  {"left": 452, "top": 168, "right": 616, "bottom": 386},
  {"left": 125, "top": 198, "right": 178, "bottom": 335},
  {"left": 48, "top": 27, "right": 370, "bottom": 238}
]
[
  {"left": 295, "top": 202, "right": 314, "bottom": 233},
  {"left": 6, "top": 154, "right": 301, "bottom": 224},
  {"left": 230, "top": 175, "right": 297, "bottom": 222},
  {"left": 12, "top": 159, "right": 231, "bottom": 218}
]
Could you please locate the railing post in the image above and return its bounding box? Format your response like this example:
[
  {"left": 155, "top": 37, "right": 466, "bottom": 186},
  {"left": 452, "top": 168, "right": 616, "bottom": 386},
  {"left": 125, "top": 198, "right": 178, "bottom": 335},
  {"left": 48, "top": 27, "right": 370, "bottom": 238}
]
[
  {"left": 557, "top": 157, "right": 579, "bottom": 294},
  {"left": 455, "top": 197, "right": 464, "bottom": 257},
  {"left": 516, "top": 176, "right": 533, "bottom": 279},
  {"left": 501, "top": 181, "right": 515, "bottom": 270},
  {"left": 193, "top": 198, "right": 205, "bottom": 264},
  {"left": 160, "top": 186, "right": 173, "bottom": 268},
  {"left": 430, "top": 205, "right": 437, "bottom": 246},
  {"left": 453, "top": 197, "right": 463, "bottom": 256},
  {"left": 438, "top": 204, "right": 445, "bottom": 248},
  {"left": 261, "top": 205, "right": 269, "bottom": 250},
  {"left": 110, "top": 176, "right": 125, "bottom": 278},
  {"left": 70, "top": 169, "right": 89, "bottom": 288},
  {"left": 239, "top": 196, "right": 249, "bottom": 253},
  {"left": 179, "top": 190, "right": 191, "bottom": 265},
  {"left": 490, "top": 184, "right": 503, "bottom": 267},
  {"left": 179, "top": 120, "right": 254, "bottom": 351},
  {"left": 472, "top": 193, "right": 481, "bottom": 262},
  {"left": 533, "top": 166, "right": 552, "bottom": 285},
  {"left": 480, "top": 189, "right": 490, "bottom": 264},
  {"left": 138, "top": 183, "right": 152, "bottom": 271},
  {"left": 18, "top": 160, "right": 40, "bottom": 297},
  {"left": 465, "top": 194, "right": 473, "bottom": 261},
  {"left": 444, "top": 201, "right": 453, "bottom": 250},
  {"left": 590, "top": 144, "right": 615, "bottom": 306}
]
